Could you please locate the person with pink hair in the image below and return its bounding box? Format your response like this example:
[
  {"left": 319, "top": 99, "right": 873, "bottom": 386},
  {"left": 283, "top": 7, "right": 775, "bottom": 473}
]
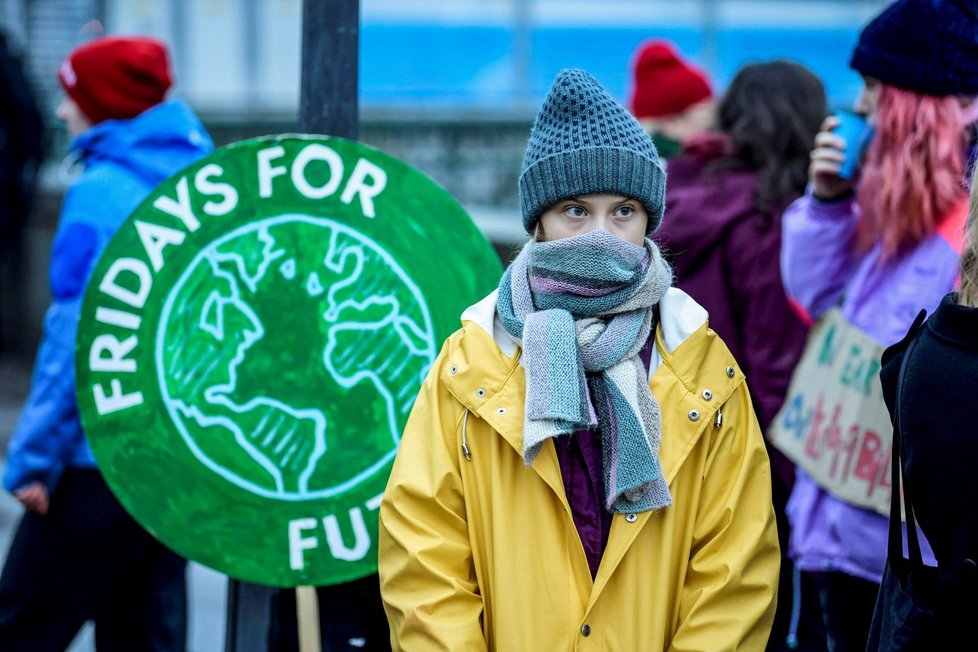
[{"left": 780, "top": 1, "right": 978, "bottom": 650}]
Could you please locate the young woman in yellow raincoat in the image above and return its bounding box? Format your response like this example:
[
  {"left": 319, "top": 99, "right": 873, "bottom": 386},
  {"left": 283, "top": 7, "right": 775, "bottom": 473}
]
[{"left": 379, "top": 68, "right": 780, "bottom": 651}]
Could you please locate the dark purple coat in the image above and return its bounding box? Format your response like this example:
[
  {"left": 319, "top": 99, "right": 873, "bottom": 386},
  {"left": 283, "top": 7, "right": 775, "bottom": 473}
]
[{"left": 654, "top": 133, "right": 808, "bottom": 486}]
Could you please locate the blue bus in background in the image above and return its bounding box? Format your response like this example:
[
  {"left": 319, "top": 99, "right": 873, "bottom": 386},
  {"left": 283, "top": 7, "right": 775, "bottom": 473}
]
[
  {"left": 358, "top": 0, "right": 888, "bottom": 112},
  {"left": 106, "top": 0, "right": 888, "bottom": 116}
]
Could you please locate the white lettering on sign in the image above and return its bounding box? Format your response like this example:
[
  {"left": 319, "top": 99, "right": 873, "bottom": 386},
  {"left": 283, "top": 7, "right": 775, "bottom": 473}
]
[
  {"left": 95, "top": 307, "right": 141, "bottom": 330},
  {"left": 135, "top": 220, "right": 185, "bottom": 272},
  {"left": 257, "top": 145, "right": 287, "bottom": 198},
  {"left": 340, "top": 158, "right": 387, "bottom": 218},
  {"left": 87, "top": 141, "right": 395, "bottom": 423},
  {"left": 194, "top": 164, "right": 239, "bottom": 216},
  {"left": 89, "top": 335, "right": 138, "bottom": 373},
  {"left": 323, "top": 508, "right": 371, "bottom": 562},
  {"left": 99, "top": 258, "right": 152, "bottom": 309},
  {"left": 255, "top": 143, "right": 389, "bottom": 217},
  {"left": 93, "top": 379, "right": 144, "bottom": 415},
  {"left": 289, "top": 518, "right": 320, "bottom": 570},
  {"left": 153, "top": 176, "right": 200, "bottom": 232},
  {"left": 90, "top": 258, "right": 155, "bottom": 415},
  {"left": 287, "top": 493, "right": 384, "bottom": 571},
  {"left": 292, "top": 144, "right": 344, "bottom": 199}
]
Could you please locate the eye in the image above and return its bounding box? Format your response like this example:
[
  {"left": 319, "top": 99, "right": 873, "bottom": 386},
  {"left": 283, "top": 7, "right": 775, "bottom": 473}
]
[
  {"left": 564, "top": 205, "right": 586, "bottom": 218},
  {"left": 615, "top": 205, "right": 635, "bottom": 218}
]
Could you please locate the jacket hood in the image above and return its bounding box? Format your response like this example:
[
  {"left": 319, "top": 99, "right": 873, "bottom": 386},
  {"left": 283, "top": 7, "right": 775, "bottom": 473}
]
[
  {"left": 454, "top": 287, "right": 712, "bottom": 394},
  {"left": 70, "top": 99, "right": 213, "bottom": 187},
  {"left": 443, "top": 287, "right": 745, "bottom": 482}
]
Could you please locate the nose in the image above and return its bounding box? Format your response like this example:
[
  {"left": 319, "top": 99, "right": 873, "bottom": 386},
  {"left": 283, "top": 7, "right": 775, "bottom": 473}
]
[
  {"left": 591, "top": 214, "right": 612, "bottom": 231},
  {"left": 853, "top": 89, "right": 875, "bottom": 121}
]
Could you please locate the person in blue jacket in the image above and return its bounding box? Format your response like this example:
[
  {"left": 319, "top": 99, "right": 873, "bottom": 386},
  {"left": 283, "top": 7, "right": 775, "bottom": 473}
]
[{"left": 0, "top": 36, "right": 213, "bottom": 651}]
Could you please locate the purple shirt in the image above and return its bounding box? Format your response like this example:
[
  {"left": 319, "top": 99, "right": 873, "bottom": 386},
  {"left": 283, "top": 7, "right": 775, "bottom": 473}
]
[{"left": 554, "top": 330, "right": 657, "bottom": 579}]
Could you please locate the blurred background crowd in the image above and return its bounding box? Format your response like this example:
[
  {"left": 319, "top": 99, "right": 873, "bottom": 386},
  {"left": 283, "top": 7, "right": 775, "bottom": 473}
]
[
  {"left": 0, "top": 1, "right": 923, "bottom": 650},
  {"left": 0, "top": 0, "right": 887, "bottom": 356}
]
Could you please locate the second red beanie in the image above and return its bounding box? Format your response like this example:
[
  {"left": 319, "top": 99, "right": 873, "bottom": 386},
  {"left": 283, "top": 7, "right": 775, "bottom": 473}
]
[
  {"left": 629, "top": 40, "right": 713, "bottom": 120},
  {"left": 58, "top": 36, "right": 172, "bottom": 124}
]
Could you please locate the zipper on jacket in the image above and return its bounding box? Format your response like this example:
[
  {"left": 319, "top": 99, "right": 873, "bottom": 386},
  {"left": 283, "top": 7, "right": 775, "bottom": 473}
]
[{"left": 461, "top": 410, "right": 472, "bottom": 461}]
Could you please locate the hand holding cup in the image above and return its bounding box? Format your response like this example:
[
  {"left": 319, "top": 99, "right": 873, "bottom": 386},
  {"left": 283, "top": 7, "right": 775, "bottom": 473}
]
[
  {"left": 809, "top": 116, "right": 854, "bottom": 200},
  {"left": 809, "top": 111, "right": 874, "bottom": 200}
]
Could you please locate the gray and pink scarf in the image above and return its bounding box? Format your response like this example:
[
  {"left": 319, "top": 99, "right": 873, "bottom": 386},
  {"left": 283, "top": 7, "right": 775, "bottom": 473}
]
[{"left": 497, "top": 230, "right": 673, "bottom": 513}]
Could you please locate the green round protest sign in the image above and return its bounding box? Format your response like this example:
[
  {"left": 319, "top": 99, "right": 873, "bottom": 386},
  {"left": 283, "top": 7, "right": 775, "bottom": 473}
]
[{"left": 75, "top": 135, "right": 503, "bottom": 587}]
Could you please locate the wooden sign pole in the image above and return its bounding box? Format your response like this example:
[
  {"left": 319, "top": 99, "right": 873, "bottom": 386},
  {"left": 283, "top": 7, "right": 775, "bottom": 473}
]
[
  {"left": 296, "top": 587, "right": 322, "bottom": 652},
  {"left": 225, "top": 1, "right": 360, "bottom": 650}
]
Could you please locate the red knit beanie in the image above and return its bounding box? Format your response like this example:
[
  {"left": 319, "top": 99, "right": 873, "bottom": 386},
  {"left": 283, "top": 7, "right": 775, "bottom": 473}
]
[
  {"left": 629, "top": 40, "right": 713, "bottom": 119},
  {"left": 58, "top": 36, "right": 172, "bottom": 124}
]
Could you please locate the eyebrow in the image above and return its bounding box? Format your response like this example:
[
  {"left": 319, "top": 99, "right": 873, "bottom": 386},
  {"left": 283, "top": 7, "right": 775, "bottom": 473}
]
[{"left": 567, "top": 196, "right": 637, "bottom": 206}]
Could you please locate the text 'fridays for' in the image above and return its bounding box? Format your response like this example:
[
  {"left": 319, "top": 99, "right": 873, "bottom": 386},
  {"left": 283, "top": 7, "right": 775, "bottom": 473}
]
[{"left": 86, "top": 142, "right": 389, "bottom": 417}]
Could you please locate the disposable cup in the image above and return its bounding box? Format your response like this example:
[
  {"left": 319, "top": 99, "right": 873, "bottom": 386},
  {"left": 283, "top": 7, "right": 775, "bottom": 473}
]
[{"left": 833, "top": 111, "right": 874, "bottom": 181}]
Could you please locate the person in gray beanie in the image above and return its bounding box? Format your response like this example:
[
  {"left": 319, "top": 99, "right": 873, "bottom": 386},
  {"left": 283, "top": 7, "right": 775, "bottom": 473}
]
[
  {"left": 519, "top": 68, "right": 666, "bottom": 233},
  {"left": 378, "top": 68, "right": 780, "bottom": 650}
]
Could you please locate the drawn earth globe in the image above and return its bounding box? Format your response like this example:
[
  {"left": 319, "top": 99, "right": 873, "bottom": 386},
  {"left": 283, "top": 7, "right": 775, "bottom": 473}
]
[{"left": 156, "top": 215, "right": 436, "bottom": 501}]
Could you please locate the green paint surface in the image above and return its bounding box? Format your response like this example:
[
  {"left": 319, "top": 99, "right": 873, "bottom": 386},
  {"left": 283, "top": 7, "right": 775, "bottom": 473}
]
[{"left": 75, "top": 135, "right": 503, "bottom": 587}]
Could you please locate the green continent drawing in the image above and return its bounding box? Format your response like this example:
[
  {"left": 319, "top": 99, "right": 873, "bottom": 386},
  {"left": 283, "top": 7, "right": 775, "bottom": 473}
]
[{"left": 157, "top": 215, "right": 435, "bottom": 500}]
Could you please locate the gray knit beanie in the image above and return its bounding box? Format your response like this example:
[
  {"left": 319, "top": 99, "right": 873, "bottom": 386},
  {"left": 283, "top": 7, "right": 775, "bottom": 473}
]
[{"left": 519, "top": 68, "right": 666, "bottom": 234}]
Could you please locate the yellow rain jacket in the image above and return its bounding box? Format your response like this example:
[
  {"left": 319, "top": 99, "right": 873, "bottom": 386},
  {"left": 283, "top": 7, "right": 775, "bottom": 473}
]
[{"left": 379, "top": 288, "right": 780, "bottom": 651}]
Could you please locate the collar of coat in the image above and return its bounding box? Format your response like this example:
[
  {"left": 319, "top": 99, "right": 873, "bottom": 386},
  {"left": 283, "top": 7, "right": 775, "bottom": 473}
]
[{"left": 442, "top": 287, "right": 744, "bottom": 487}]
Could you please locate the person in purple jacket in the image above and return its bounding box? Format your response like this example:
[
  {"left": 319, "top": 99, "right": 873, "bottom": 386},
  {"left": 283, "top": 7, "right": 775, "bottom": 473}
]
[
  {"left": 654, "top": 60, "right": 827, "bottom": 652},
  {"left": 781, "top": 1, "right": 978, "bottom": 650}
]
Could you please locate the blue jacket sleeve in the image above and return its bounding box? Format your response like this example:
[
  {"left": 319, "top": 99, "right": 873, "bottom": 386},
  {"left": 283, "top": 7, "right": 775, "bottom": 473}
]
[{"left": 3, "top": 200, "right": 100, "bottom": 493}]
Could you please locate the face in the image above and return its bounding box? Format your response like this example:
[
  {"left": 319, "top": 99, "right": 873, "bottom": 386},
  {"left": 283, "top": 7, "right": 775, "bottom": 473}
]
[
  {"left": 537, "top": 193, "right": 649, "bottom": 246},
  {"left": 638, "top": 99, "right": 716, "bottom": 143},
  {"left": 854, "top": 76, "right": 881, "bottom": 123},
  {"left": 56, "top": 96, "right": 93, "bottom": 136}
]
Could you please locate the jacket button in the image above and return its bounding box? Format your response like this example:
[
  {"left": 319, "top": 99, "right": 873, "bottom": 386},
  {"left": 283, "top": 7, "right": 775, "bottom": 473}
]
[
  {"left": 625, "top": 513, "right": 637, "bottom": 523},
  {"left": 688, "top": 409, "right": 700, "bottom": 422},
  {"left": 581, "top": 624, "right": 591, "bottom": 637},
  {"left": 726, "top": 366, "right": 735, "bottom": 378},
  {"left": 476, "top": 388, "right": 486, "bottom": 398},
  {"left": 449, "top": 365, "right": 457, "bottom": 375},
  {"left": 702, "top": 389, "right": 713, "bottom": 400}
]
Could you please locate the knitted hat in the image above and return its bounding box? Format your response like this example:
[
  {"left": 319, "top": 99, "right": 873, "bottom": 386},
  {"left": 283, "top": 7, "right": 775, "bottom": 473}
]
[
  {"left": 850, "top": 0, "right": 978, "bottom": 96},
  {"left": 58, "top": 36, "right": 172, "bottom": 124},
  {"left": 629, "top": 41, "right": 713, "bottom": 119},
  {"left": 519, "top": 69, "right": 666, "bottom": 233}
]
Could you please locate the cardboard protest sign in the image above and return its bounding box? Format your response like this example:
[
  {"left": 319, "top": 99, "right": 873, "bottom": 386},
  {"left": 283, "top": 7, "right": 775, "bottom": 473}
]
[
  {"left": 75, "top": 135, "right": 503, "bottom": 587},
  {"left": 769, "top": 308, "right": 893, "bottom": 515}
]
